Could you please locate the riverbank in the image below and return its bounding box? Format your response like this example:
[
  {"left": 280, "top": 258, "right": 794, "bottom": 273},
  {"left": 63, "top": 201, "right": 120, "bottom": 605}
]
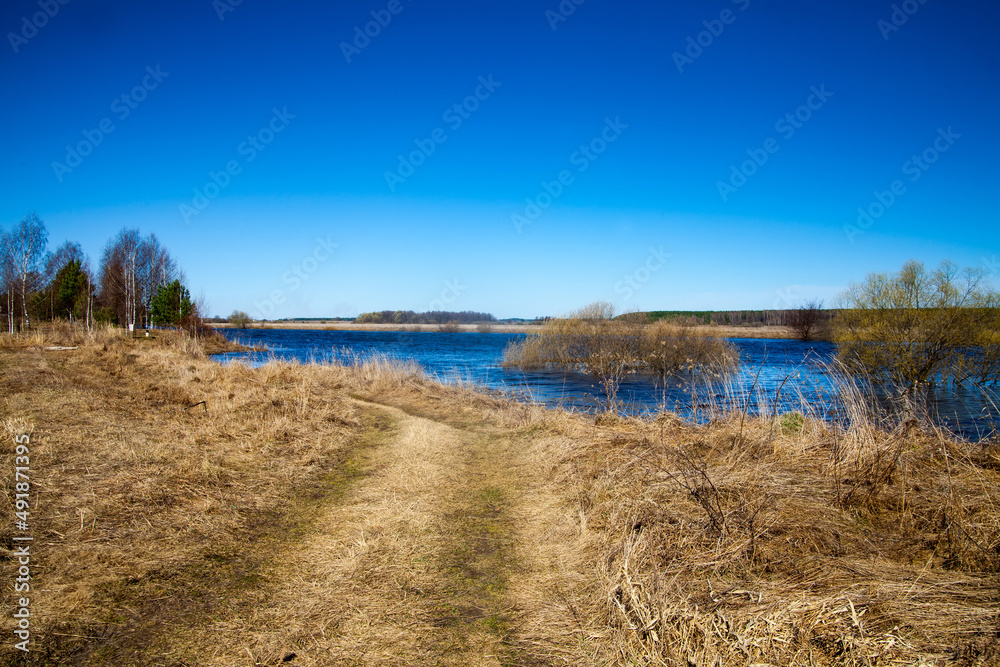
[
  {"left": 1, "top": 329, "right": 996, "bottom": 665},
  {"left": 216, "top": 320, "right": 801, "bottom": 339}
]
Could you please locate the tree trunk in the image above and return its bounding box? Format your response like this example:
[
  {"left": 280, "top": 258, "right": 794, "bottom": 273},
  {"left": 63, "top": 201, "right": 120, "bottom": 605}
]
[
  {"left": 86, "top": 274, "right": 92, "bottom": 333},
  {"left": 21, "top": 275, "right": 29, "bottom": 329}
]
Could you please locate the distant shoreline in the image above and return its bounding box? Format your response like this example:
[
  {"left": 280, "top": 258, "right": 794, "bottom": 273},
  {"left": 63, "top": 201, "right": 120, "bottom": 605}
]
[{"left": 214, "top": 321, "right": 801, "bottom": 340}]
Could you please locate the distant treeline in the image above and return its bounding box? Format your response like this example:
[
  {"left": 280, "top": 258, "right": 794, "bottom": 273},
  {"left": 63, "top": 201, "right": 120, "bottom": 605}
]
[
  {"left": 645, "top": 309, "right": 834, "bottom": 327},
  {"left": 355, "top": 310, "right": 497, "bottom": 325},
  {"left": 351, "top": 309, "right": 832, "bottom": 327}
]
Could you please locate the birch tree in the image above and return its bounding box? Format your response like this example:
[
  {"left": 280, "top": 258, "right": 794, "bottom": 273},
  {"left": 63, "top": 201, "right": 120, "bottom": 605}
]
[
  {"left": 99, "top": 228, "right": 141, "bottom": 329},
  {"left": 0, "top": 229, "right": 16, "bottom": 333},
  {"left": 139, "top": 234, "right": 178, "bottom": 327},
  {"left": 6, "top": 213, "right": 48, "bottom": 329},
  {"left": 99, "top": 229, "right": 180, "bottom": 329}
]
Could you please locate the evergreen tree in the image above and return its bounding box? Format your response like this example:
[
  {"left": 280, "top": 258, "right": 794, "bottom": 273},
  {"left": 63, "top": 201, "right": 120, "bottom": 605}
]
[
  {"left": 150, "top": 280, "right": 192, "bottom": 326},
  {"left": 53, "top": 259, "right": 89, "bottom": 319}
]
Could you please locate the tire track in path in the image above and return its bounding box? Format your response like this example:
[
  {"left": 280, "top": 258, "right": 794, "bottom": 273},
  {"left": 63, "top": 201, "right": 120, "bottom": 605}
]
[{"left": 175, "top": 398, "right": 595, "bottom": 666}]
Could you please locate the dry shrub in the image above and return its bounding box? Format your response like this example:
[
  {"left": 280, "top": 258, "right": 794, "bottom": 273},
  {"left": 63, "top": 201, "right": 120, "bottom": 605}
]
[
  {"left": 503, "top": 302, "right": 738, "bottom": 410},
  {"left": 834, "top": 259, "right": 1000, "bottom": 389},
  {"left": 642, "top": 319, "right": 739, "bottom": 380}
]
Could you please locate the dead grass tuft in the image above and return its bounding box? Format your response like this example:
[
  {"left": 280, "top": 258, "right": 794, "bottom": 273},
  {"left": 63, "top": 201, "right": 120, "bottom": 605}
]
[{"left": 553, "top": 407, "right": 1000, "bottom": 665}]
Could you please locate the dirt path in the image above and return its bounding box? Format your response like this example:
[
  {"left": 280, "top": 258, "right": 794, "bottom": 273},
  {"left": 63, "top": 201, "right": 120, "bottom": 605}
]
[{"left": 170, "top": 399, "right": 595, "bottom": 666}]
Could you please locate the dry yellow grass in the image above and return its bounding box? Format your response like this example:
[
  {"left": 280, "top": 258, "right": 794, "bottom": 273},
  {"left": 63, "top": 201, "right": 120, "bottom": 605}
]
[
  {"left": 1, "top": 326, "right": 997, "bottom": 665},
  {"left": 0, "top": 329, "right": 368, "bottom": 664},
  {"left": 0, "top": 330, "right": 595, "bottom": 665},
  {"left": 558, "top": 414, "right": 1000, "bottom": 665},
  {"left": 693, "top": 323, "right": 798, "bottom": 339}
]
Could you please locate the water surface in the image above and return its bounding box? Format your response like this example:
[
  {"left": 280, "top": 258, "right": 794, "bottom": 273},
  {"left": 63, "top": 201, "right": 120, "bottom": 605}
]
[{"left": 212, "top": 329, "right": 998, "bottom": 440}]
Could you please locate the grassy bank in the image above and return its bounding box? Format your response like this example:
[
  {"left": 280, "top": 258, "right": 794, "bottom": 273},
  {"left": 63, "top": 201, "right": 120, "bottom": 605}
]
[
  {"left": 0, "top": 327, "right": 377, "bottom": 664},
  {"left": 1, "top": 328, "right": 997, "bottom": 665}
]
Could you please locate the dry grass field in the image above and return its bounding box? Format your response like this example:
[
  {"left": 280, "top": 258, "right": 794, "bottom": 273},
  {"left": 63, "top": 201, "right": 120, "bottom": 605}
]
[{"left": 1, "top": 326, "right": 998, "bottom": 665}]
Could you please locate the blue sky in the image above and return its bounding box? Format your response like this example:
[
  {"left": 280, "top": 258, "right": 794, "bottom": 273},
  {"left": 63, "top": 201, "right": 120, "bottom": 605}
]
[{"left": 1, "top": 0, "right": 997, "bottom": 319}]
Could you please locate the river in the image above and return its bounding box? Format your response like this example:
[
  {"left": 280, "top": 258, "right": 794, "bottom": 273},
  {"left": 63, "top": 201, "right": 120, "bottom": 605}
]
[{"left": 212, "top": 329, "right": 999, "bottom": 441}]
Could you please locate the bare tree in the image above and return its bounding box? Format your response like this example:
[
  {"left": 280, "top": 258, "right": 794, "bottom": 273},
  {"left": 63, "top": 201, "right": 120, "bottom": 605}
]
[
  {"left": 6, "top": 213, "right": 48, "bottom": 329},
  {"left": 0, "top": 229, "right": 16, "bottom": 333},
  {"left": 45, "top": 241, "right": 85, "bottom": 275},
  {"left": 835, "top": 260, "right": 1000, "bottom": 388},
  {"left": 788, "top": 299, "right": 826, "bottom": 341},
  {"left": 139, "top": 233, "right": 179, "bottom": 327},
  {"left": 503, "top": 301, "right": 648, "bottom": 411},
  {"left": 84, "top": 255, "right": 95, "bottom": 332},
  {"left": 99, "top": 230, "right": 183, "bottom": 329},
  {"left": 229, "top": 310, "right": 251, "bottom": 329},
  {"left": 99, "top": 228, "right": 142, "bottom": 330}
]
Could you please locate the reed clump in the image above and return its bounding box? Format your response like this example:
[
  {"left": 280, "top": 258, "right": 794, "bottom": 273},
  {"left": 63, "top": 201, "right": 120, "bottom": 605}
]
[
  {"left": 642, "top": 319, "right": 740, "bottom": 380},
  {"left": 502, "top": 302, "right": 739, "bottom": 409}
]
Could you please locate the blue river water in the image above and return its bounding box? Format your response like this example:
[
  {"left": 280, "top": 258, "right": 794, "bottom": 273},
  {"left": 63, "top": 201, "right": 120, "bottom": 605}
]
[{"left": 212, "top": 329, "right": 999, "bottom": 441}]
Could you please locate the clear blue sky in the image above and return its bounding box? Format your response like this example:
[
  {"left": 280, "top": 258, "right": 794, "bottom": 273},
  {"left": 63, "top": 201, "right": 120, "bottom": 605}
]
[{"left": 1, "top": 0, "right": 997, "bottom": 319}]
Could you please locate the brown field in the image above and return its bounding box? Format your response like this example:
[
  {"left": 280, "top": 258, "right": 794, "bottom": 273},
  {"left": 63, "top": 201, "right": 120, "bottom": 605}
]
[
  {"left": 216, "top": 321, "right": 799, "bottom": 339},
  {"left": 1, "top": 327, "right": 997, "bottom": 665}
]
